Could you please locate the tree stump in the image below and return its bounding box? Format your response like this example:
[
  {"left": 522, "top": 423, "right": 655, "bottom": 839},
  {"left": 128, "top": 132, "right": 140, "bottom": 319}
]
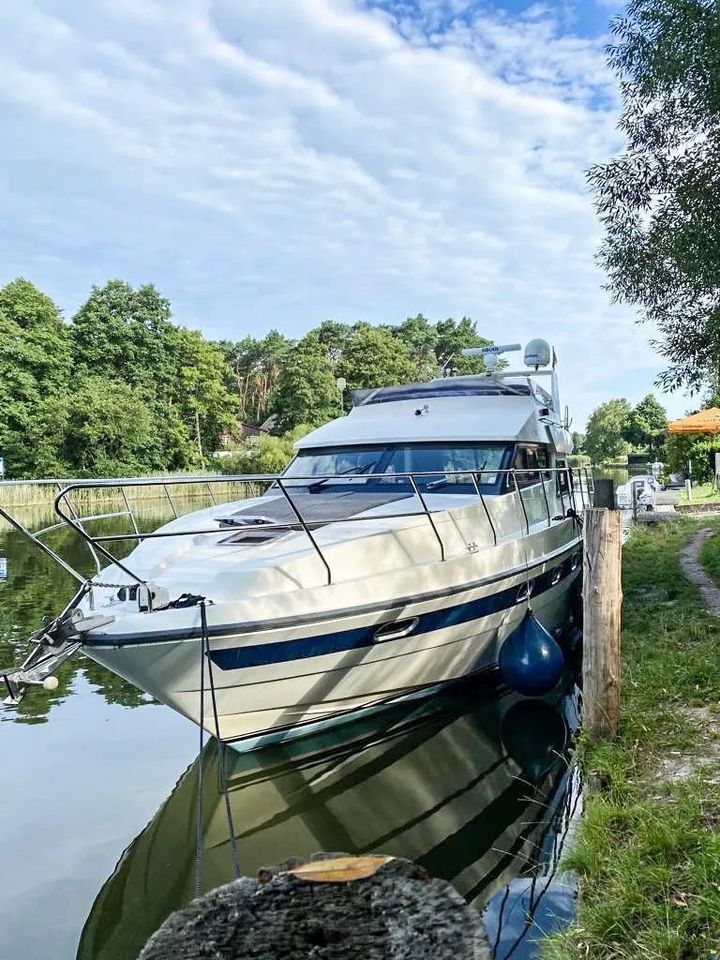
[{"left": 139, "top": 854, "right": 491, "bottom": 959}]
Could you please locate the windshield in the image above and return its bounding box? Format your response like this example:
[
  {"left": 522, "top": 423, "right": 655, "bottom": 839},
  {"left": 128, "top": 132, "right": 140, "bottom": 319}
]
[{"left": 282, "top": 442, "right": 512, "bottom": 493}]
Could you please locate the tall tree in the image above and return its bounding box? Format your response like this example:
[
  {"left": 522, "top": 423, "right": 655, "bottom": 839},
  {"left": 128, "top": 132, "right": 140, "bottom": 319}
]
[
  {"left": 220, "top": 330, "right": 292, "bottom": 424},
  {"left": 0, "top": 279, "right": 71, "bottom": 477},
  {"left": 315, "top": 320, "right": 352, "bottom": 372},
  {"left": 272, "top": 333, "right": 339, "bottom": 432},
  {"left": 624, "top": 394, "right": 668, "bottom": 451},
  {"left": 174, "top": 328, "right": 237, "bottom": 460},
  {"left": 71, "top": 280, "right": 177, "bottom": 391},
  {"left": 588, "top": 0, "right": 720, "bottom": 393},
  {"left": 393, "top": 314, "right": 439, "bottom": 380},
  {"left": 584, "top": 398, "right": 633, "bottom": 463},
  {"left": 338, "top": 322, "right": 418, "bottom": 389},
  {"left": 434, "top": 317, "right": 489, "bottom": 375}
]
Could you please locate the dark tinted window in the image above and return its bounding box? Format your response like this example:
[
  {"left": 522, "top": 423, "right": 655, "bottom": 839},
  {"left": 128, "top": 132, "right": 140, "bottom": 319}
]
[
  {"left": 513, "top": 445, "right": 551, "bottom": 487},
  {"left": 283, "top": 442, "right": 512, "bottom": 493}
]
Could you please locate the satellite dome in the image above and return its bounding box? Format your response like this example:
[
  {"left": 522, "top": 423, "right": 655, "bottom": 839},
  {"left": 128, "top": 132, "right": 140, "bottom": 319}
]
[{"left": 524, "top": 339, "right": 552, "bottom": 369}]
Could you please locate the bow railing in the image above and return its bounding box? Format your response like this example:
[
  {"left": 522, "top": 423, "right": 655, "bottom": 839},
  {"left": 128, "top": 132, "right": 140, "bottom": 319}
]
[{"left": 0, "top": 466, "right": 593, "bottom": 592}]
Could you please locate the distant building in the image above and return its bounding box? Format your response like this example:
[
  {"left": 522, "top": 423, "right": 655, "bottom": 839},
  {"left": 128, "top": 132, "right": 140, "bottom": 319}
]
[
  {"left": 238, "top": 423, "right": 267, "bottom": 443},
  {"left": 215, "top": 418, "right": 275, "bottom": 457}
]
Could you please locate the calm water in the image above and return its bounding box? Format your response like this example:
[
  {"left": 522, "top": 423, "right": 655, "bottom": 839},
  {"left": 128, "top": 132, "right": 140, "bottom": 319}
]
[{"left": 0, "top": 508, "right": 580, "bottom": 959}]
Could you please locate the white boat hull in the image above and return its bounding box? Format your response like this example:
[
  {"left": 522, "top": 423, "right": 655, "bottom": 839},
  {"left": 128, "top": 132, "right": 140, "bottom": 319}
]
[{"left": 82, "top": 529, "right": 581, "bottom": 745}]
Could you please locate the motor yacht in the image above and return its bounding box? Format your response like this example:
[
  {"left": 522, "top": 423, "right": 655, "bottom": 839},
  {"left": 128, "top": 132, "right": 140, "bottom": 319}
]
[{"left": 1, "top": 339, "right": 587, "bottom": 747}]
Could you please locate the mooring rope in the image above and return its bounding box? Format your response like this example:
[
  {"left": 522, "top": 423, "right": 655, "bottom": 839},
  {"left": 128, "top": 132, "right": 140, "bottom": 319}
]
[
  {"left": 194, "top": 609, "right": 206, "bottom": 899},
  {"left": 200, "top": 600, "right": 241, "bottom": 880}
]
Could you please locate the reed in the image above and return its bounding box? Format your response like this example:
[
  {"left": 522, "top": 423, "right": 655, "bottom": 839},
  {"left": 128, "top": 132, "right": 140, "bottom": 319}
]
[{"left": 0, "top": 477, "right": 263, "bottom": 510}]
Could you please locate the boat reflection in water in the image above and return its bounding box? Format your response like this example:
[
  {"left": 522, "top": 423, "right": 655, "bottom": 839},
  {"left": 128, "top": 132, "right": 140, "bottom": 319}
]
[{"left": 78, "top": 677, "right": 580, "bottom": 960}]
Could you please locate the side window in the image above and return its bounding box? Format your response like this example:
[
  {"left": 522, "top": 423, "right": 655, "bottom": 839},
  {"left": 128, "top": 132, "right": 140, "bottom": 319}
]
[
  {"left": 556, "top": 457, "right": 570, "bottom": 496},
  {"left": 536, "top": 446, "right": 551, "bottom": 480},
  {"left": 513, "top": 446, "right": 540, "bottom": 488}
]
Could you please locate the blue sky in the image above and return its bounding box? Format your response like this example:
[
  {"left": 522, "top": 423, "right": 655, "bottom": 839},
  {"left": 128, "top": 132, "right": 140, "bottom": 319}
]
[{"left": 0, "top": 0, "right": 692, "bottom": 427}]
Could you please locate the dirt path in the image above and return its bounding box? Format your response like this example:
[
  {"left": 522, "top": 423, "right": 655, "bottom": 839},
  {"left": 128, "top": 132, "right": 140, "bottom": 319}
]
[{"left": 678, "top": 527, "right": 720, "bottom": 616}]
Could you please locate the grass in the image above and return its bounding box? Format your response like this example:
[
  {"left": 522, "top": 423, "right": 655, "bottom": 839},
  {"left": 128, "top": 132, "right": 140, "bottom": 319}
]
[
  {"left": 700, "top": 531, "right": 720, "bottom": 587},
  {"left": 545, "top": 520, "right": 720, "bottom": 960},
  {"left": 677, "top": 482, "right": 720, "bottom": 506}
]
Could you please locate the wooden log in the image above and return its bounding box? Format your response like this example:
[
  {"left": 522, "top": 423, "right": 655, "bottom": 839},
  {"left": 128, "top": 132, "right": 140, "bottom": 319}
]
[
  {"left": 139, "top": 854, "right": 492, "bottom": 959},
  {"left": 582, "top": 507, "right": 623, "bottom": 742}
]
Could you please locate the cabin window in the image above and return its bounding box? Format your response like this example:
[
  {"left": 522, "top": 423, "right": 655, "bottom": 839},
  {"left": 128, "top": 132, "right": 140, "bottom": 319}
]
[
  {"left": 556, "top": 457, "right": 570, "bottom": 496},
  {"left": 512, "top": 445, "right": 552, "bottom": 488},
  {"left": 282, "top": 442, "right": 513, "bottom": 494}
]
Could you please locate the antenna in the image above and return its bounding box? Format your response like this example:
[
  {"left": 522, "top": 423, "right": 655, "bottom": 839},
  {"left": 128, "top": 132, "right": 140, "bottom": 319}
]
[{"left": 461, "top": 343, "right": 521, "bottom": 373}]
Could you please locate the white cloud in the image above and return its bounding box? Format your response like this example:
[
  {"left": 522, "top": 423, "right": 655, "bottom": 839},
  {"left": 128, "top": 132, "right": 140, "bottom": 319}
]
[{"left": 0, "top": 0, "right": 685, "bottom": 425}]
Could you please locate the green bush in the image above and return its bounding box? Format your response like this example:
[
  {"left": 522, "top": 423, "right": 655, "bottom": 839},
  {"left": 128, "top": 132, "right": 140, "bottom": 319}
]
[
  {"left": 214, "top": 424, "right": 312, "bottom": 476},
  {"left": 666, "top": 433, "right": 720, "bottom": 483}
]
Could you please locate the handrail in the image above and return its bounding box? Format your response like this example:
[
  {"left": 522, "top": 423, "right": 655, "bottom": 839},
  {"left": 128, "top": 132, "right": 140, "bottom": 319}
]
[
  {"left": 512, "top": 471, "right": 530, "bottom": 535},
  {"left": 408, "top": 475, "right": 445, "bottom": 562},
  {"left": 46, "top": 467, "right": 577, "bottom": 590},
  {"left": 274, "top": 478, "right": 332, "bottom": 585},
  {"left": 0, "top": 505, "right": 86, "bottom": 584}
]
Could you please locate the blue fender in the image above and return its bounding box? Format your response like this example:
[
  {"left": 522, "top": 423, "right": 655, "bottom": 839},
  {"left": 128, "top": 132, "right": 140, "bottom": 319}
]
[{"left": 498, "top": 610, "right": 565, "bottom": 696}]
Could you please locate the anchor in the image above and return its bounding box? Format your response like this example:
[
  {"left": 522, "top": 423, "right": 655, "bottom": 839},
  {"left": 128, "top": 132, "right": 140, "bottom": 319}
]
[{"left": 1, "top": 603, "right": 114, "bottom": 706}]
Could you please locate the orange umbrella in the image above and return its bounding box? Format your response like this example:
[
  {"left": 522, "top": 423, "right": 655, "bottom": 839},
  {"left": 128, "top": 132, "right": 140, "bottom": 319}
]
[{"left": 668, "top": 407, "right": 720, "bottom": 435}]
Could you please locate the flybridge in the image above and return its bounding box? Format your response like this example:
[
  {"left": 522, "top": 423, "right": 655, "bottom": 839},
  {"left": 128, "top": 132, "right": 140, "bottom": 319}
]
[{"left": 461, "top": 338, "right": 562, "bottom": 425}]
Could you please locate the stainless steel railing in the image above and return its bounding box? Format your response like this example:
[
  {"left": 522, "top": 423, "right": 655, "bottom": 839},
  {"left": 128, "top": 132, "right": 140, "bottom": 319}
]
[{"left": 0, "top": 466, "right": 593, "bottom": 593}]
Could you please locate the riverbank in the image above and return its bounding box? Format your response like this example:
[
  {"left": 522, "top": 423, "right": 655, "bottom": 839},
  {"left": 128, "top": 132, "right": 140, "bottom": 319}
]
[{"left": 548, "top": 520, "right": 720, "bottom": 959}]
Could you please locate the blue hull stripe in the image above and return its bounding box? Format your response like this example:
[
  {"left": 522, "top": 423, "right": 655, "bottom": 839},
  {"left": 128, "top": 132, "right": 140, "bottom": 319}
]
[{"left": 209, "top": 558, "right": 579, "bottom": 671}]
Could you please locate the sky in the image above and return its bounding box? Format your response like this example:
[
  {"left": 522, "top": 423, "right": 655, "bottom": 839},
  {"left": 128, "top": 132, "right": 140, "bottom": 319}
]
[{"left": 0, "top": 0, "right": 694, "bottom": 428}]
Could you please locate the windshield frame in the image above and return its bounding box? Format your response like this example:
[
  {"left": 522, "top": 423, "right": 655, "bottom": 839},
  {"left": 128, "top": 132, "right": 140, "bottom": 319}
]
[{"left": 281, "top": 441, "right": 515, "bottom": 495}]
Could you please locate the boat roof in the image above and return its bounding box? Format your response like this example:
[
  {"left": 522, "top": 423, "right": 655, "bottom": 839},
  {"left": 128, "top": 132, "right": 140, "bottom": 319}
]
[
  {"left": 353, "top": 377, "right": 533, "bottom": 406},
  {"left": 296, "top": 375, "right": 554, "bottom": 449}
]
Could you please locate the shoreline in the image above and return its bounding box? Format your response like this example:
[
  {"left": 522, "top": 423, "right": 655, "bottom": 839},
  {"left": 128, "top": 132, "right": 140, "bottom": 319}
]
[{"left": 547, "top": 519, "right": 720, "bottom": 958}]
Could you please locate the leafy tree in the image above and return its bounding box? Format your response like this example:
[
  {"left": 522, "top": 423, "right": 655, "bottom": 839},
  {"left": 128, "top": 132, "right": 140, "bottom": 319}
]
[
  {"left": 584, "top": 399, "right": 633, "bottom": 463},
  {"left": 62, "top": 377, "right": 158, "bottom": 477},
  {"left": 571, "top": 432, "right": 585, "bottom": 454},
  {"left": 272, "top": 333, "right": 339, "bottom": 432},
  {"left": 338, "top": 322, "right": 418, "bottom": 389},
  {"left": 71, "top": 280, "right": 176, "bottom": 389},
  {"left": 588, "top": 0, "right": 720, "bottom": 393},
  {"left": 70, "top": 281, "right": 236, "bottom": 471},
  {"left": 392, "top": 314, "right": 439, "bottom": 379},
  {"left": 0, "top": 279, "right": 71, "bottom": 477},
  {"left": 624, "top": 394, "right": 668, "bottom": 452},
  {"left": 434, "top": 317, "right": 490, "bottom": 375},
  {"left": 315, "top": 320, "right": 352, "bottom": 371},
  {"left": 173, "top": 328, "right": 237, "bottom": 460}
]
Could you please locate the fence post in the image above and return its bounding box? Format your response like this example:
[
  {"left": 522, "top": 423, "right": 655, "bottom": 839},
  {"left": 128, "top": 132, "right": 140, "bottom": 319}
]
[{"left": 582, "top": 507, "right": 623, "bottom": 742}]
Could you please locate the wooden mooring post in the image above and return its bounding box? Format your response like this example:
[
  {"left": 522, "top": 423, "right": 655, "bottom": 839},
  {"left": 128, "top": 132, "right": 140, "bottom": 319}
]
[{"left": 582, "top": 507, "right": 623, "bottom": 742}]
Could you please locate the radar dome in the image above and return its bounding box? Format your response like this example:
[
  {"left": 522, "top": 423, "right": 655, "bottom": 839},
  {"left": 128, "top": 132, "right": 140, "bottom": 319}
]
[{"left": 524, "top": 339, "right": 552, "bottom": 369}]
